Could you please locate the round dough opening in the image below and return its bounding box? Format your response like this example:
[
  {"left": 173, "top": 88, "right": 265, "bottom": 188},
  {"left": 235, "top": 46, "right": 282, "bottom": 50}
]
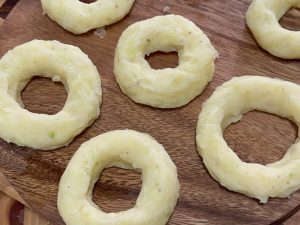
[
  {"left": 132, "top": 28, "right": 193, "bottom": 74},
  {"left": 88, "top": 159, "right": 142, "bottom": 213},
  {"left": 223, "top": 111, "right": 297, "bottom": 165},
  {"left": 92, "top": 167, "right": 142, "bottom": 213},
  {"left": 279, "top": 7, "right": 300, "bottom": 31},
  {"left": 21, "top": 77, "right": 67, "bottom": 115},
  {"left": 78, "top": 0, "right": 98, "bottom": 4},
  {"left": 145, "top": 51, "right": 179, "bottom": 70}
]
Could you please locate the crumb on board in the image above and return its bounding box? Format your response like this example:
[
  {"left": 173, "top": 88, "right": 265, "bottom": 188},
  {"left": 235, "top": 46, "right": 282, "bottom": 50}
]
[
  {"left": 163, "top": 6, "right": 171, "bottom": 13},
  {"left": 94, "top": 27, "right": 106, "bottom": 39}
]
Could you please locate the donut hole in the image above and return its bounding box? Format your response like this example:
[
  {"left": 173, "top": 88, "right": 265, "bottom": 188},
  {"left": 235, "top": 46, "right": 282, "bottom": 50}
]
[
  {"left": 92, "top": 167, "right": 142, "bottom": 213},
  {"left": 224, "top": 111, "right": 297, "bottom": 165},
  {"left": 21, "top": 77, "right": 67, "bottom": 115},
  {"left": 79, "top": 0, "right": 97, "bottom": 3},
  {"left": 145, "top": 51, "right": 179, "bottom": 70},
  {"left": 280, "top": 8, "right": 300, "bottom": 31}
]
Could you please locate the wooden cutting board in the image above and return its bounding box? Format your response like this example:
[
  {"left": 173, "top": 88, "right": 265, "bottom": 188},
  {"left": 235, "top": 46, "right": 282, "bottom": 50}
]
[{"left": 1, "top": 0, "right": 300, "bottom": 224}]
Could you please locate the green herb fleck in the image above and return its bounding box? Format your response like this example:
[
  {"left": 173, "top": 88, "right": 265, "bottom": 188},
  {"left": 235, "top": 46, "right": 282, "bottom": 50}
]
[{"left": 49, "top": 131, "right": 55, "bottom": 138}]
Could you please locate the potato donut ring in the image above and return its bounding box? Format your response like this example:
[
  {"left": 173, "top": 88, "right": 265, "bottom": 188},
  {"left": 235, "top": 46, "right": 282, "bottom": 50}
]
[
  {"left": 196, "top": 76, "right": 300, "bottom": 203},
  {"left": 0, "top": 40, "right": 101, "bottom": 150},
  {"left": 114, "top": 15, "right": 218, "bottom": 108},
  {"left": 246, "top": 0, "right": 300, "bottom": 59},
  {"left": 58, "top": 130, "right": 180, "bottom": 225},
  {"left": 41, "top": 0, "right": 135, "bottom": 34}
]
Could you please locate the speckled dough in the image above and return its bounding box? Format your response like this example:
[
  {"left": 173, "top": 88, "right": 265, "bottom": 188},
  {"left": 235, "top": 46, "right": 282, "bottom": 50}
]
[
  {"left": 58, "top": 130, "right": 180, "bottom": 225},
  {"left": 197, "top": 76, "right": 300, "bottom": 203},
  {"left": 41, "top": 0, "right": 135, "bottom": 34},
  {"left": 114, "top": 15, "right": 218, "bottom": 108},
  {"left": 0, "top": 40, "right": 101, "bottom": 150},
  {"left": 246, "top": 0, "right": 300, "bottom": 59}
]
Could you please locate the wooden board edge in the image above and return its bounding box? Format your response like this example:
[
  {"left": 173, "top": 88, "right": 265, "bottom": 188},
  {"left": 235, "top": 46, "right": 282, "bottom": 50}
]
[
  {"left": 0, "top": 191, "right": 54, "bottom": 225},
  {"left": 0, "top": 0, "right": 5, "bottom": 25},
  {"left": 0, "top": 0, "right": 6, "bottom": 8},
  {"left": 0, "top": 192, "right": 15, "bottom": 225},
  {"left": 24, "top": 207, "right": 54, "bottom": 225},
  {"left": 0, "top": 172, "right": 27, "bottom": 206}
]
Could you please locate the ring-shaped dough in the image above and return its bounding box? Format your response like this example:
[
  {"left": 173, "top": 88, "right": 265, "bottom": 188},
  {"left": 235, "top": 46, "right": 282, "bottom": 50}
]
[
  {"left": 0, "top": 40, "right": 101, "bottom": 150},
  {"left": 114, "top": 15, "right": 218, "bottom": 108},
  {"left": 58, "top": 130, "right": 180, "bottom": 225},
  {"left": 196, "top": 76, "right": 300, "bottom": 203},
  {"left": 41, "top": 0, "right": 135, "bottom": 34},
  {"left": 246, "top": 0, "right": 300, "bottom": 59}
]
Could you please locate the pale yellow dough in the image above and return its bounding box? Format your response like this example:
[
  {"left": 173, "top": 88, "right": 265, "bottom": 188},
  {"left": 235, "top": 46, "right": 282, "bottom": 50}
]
[
  {"left": 246, "top": 0, "right": 300, "bottom": 59},
  {"left": 0, "top": 40, "right": 102, "bottom": 150},
  {"left": 41, "top": 0, "right": 135, "bottom": 34},
  {"left": 58, "top": 130, "right": 179, "bottom": 225},
  {"left": 114, "top": 15, "right": 218, "bottom": 108},
  {"left": 197, "top": 76, "right": 300, "bottom": 203}
]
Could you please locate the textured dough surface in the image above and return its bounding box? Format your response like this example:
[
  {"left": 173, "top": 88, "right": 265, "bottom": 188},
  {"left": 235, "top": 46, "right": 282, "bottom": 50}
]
[
  {"left": 197, "top": 76, "right": 300, "bottom": 203},
  {"left": 0, "top": 40, "right": 102, "bottom": 150},
  {"left": 246, "top": 0, "right": 300, "bottom": 59},
  {"left": 58, "top": 130, "right": 179, "bottom": 225},
  {"left": 41, "top": 0, "right": 135, "bottom": 34},
  {"left": 114, "top": 14, "right": 218, "bottom": 108}
]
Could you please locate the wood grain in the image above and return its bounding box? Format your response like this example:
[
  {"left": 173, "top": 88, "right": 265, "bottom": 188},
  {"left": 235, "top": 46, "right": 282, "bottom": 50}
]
[
  {"left": 286, "top": 212, "right": 300, "bottom": 225},
  {"left": 0, "top": 173, "right": 27, "bottom": 206},
  {"left": 1, "top": 0, "right": 300, "bottom": 224}
]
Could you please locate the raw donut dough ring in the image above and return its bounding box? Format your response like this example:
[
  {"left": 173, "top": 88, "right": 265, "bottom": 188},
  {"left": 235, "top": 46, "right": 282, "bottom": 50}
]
[
  {"left": 114, "top": 15, "right": 218, "bottom": 108},
  {"left": 58, "top": 130, "right": 180, "bottom": 225},
  {"left": 246, "top": 0, "right": 300, "bottom": 59},
  {"left": 196, "top": 76, "right": 300, "bottom": 203},
  {"left": 0, "top": 40, "right": 101, "bottom": 150},
  {"left": 41, "top": 0, "right": 135, "bottom": 34}
]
